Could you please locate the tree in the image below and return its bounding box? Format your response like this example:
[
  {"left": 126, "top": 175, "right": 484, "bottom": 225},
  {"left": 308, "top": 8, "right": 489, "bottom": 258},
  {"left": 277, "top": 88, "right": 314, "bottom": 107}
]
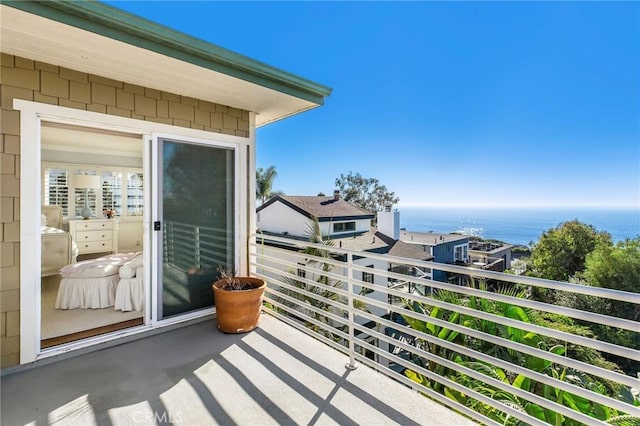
[
  {"left": 256, "top": 166, "right": 278, "bottom": 205},
  {"left": 334, "top": 171, "right": 399, "bottom": 213},
  {"left": 541, "top": 237, "right": 640, "bottom": 376},
  {"left": 529, "top": 220, "right": 611, "bottom": 282},
  {"left": 582, "top": 237, "right": 640, "bottom": 322},
  {"left": 583, "top": 237, "right": 640, "bottom": 296}
]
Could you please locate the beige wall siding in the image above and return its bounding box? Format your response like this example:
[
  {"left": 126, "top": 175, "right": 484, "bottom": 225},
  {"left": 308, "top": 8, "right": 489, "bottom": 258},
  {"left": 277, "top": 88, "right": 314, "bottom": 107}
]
[{"left": 0, "top": 53, "right": 250, "bottom": 368}]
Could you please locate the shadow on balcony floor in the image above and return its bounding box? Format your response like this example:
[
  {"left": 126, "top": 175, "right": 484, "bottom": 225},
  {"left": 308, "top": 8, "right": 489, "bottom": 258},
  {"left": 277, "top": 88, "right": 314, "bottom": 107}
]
[{"left": 1, "top": 315, "right": 472, "bottom": 425}]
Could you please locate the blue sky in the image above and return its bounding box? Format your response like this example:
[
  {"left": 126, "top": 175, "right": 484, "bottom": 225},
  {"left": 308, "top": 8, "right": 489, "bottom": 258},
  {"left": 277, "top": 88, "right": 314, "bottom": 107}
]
[{"left": 109, "top": 1, "right": 639, "bottom": 208}]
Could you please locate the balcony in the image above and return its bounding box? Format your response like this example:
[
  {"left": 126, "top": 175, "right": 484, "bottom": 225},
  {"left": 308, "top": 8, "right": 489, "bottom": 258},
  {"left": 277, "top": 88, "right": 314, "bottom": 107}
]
[
  {"left": 3, "top": 233, "right": 638, "bottom": 425},
  {"left": 469, "top": 256, "right": 505, "bottom": 272},
  {"left": 1, "top": 316, "right": 470, "bottom": 425},
  {"left": 252, "top": 233, "right": 640, "bottom": 425}
]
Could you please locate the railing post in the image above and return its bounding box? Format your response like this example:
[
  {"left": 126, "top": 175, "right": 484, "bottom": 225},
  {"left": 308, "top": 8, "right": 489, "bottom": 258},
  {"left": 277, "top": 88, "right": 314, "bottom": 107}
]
[{"left": 345, "top": 252, "right": 358, "bottom": 370}]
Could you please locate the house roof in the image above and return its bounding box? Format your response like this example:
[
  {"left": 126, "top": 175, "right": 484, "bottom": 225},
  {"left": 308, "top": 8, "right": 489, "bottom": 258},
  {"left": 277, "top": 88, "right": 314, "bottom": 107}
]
[
  {"left": 469, "top": 241, "right": 513, "bottom": 254},
  {"left": 260, "top": 228, "right": 434, "bottom": 262},
  {"left": 400, "top": 231, "right": 470, "bottom": 246},
  {"left": 1, "top": 1, "right": 331, "bottom": 126},
  {"left": 258, "top": 195, "right": 375, "bottom": 222},
  {"left": 375, "top": 232, "right": 435, "bottom": 261},
  {"left": 331, "top": 230, "right": 390, "bottom": 252}
]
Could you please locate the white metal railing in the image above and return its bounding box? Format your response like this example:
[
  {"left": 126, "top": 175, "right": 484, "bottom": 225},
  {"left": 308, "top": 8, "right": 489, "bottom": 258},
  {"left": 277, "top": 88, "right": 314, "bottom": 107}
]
[
  {"left": 163, "top": 220, "right": 230, "bottom": 270},
  {"left": 250, "top": 233, "right": 640, "bottom": 426}
]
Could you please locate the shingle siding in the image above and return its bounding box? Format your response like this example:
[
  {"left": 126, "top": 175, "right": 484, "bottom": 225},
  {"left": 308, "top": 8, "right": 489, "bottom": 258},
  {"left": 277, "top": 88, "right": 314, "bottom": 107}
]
[{"left": 0, "top": 53, "right": 250, "bottom": 368}]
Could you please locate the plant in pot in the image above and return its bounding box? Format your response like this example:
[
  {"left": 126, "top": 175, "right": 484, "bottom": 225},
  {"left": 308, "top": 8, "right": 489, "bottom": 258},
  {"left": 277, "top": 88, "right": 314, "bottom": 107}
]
[{"left": 212, "top": 268, "right": 266, "bottom": 333}]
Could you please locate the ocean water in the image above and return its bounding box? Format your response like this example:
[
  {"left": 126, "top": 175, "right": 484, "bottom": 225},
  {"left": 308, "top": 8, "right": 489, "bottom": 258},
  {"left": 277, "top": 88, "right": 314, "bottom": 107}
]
[{"left": 398, "top": 206, "right": 639, "bottom": 246}]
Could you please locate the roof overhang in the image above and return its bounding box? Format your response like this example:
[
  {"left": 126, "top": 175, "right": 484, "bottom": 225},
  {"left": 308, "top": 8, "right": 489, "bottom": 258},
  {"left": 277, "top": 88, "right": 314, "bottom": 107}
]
[{"left": 0, "top": 1, "right": 331, "bottom": 127}]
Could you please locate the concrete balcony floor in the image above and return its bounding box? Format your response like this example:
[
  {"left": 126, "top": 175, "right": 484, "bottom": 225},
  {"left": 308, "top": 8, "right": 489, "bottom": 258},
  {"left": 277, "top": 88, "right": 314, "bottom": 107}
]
[{"left": 1, "top": 315, "right": 472, "bottom": 426}]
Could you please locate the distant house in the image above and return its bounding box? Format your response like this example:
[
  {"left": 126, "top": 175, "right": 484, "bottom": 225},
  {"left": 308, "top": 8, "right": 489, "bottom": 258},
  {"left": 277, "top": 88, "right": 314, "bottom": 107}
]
[
  {"left": 257, "top": 190, "right": 374, "bottom": 239},
  {"left": 257, "top": 192, "right": 431, "bottom": 259},
  {"left": 468, "top": 240, "right": 513, "bottom": 272},
  {"left": 257, "top": 192, "right": 433, "bottom": 279},
  {"left": 256, "top": 195, "right": 433, "bottom": 362},
  {"left": 399, "top": 230, "right": 470, "bottom": 283},
  {"left": 257, "top": 193, "right": 433, "bottom": 363}
]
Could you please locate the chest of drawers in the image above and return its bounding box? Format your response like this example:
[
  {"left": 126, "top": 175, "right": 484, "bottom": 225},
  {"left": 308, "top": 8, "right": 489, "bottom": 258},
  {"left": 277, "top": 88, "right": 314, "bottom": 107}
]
[{"left": 69, "top": 219, "right": 118, "bottom": 255}]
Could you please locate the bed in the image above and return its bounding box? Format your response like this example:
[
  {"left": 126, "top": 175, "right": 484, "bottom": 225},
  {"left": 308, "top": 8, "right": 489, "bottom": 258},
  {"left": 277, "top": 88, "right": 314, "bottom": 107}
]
[
  {"left": 55, "top": 251, "right": 142, "bottom": 310},
  {"left": 41, "top": 206, "right": 78, "bottom": 277},
  {"left": 114, "top": 253, "right": 145, "bottom": 312}
]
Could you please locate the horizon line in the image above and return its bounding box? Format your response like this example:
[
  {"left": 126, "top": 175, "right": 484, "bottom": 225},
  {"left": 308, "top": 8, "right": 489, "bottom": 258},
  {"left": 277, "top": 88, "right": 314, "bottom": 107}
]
[{"left": 396, "top": 203, "right": 640, "bottom": 210}]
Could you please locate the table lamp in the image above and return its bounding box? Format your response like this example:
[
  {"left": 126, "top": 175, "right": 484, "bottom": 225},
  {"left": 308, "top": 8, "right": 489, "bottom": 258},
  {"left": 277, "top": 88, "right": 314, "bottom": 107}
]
[{"left": 74, "top": 174, "right": 100, "bottom": 219}]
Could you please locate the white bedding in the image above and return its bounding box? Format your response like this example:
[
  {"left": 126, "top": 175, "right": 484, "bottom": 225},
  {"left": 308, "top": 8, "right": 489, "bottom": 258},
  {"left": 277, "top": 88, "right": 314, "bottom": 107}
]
[
  {"left": 114, "top": 275, "right": 144, "bottom": 312},
  {"left": 55, "top": 252, "right": 142, "bottom": 310},
  {"left": 114, "top": 254, "right": 145, "bottom": 312},
  {"left": 55, "top": 275, "right": 119, "bottom": 310}
]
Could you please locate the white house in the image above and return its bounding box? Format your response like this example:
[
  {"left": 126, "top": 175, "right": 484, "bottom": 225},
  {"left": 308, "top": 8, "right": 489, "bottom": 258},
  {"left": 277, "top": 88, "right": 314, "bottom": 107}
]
[{"left": 257, "top": 191, "right": 374, "bottom": 237}]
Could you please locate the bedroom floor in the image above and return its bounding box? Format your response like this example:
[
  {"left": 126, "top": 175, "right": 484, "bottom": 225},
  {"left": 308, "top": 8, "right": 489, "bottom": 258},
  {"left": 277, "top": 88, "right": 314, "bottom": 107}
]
[{"left": 41, "top": 275, "right": 144, "bottom": 344}]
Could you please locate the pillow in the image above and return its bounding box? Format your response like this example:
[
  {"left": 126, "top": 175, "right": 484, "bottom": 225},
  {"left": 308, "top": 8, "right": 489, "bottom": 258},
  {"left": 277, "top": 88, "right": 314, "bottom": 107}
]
[
  {"left": 41, "top": 214, "right": 48, "bottom": 226},
  {"left": 119, "top": 254, "right": 144, "bottom": 278}
]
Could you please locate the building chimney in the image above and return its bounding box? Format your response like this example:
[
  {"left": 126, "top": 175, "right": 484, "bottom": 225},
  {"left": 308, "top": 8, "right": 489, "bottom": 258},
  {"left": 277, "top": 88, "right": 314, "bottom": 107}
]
[
  {"left": 377, "top": 207, "right": 400, "bottom": 240},
  {"left": 333, "top": 190, "right": 340, "bottom": 201}
]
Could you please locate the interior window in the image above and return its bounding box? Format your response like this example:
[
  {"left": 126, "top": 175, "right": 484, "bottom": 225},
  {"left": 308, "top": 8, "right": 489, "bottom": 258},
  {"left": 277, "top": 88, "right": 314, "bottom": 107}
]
[
  {"left": 101, "top": 171, "right": 123, "bottom": 216},
  {"left": 43, "top": 163, "right": 143, "bottom": 219},
  {"left": 43, "top": 167, "right": 69, "bottom": 217},
  {"left": 127, "top": 172, "right": 144, "bottom": 216}
]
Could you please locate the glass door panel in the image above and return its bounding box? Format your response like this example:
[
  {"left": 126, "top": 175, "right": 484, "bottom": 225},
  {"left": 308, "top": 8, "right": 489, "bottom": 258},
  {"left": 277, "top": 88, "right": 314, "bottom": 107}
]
[{"left": 158, "top": 137, "right": 235, "bottom": 319}]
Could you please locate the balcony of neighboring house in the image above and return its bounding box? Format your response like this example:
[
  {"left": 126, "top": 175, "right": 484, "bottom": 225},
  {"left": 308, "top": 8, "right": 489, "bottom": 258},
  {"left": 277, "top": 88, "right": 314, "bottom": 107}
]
[
  {"left": 469, "top": 255, "right": 505, "bottom": 272},
  {"left": 468, "top": 240, "right": 514, "bottom": 273},
  {"left": 3, "top": 231, "right": 639, "bottom": 425}
]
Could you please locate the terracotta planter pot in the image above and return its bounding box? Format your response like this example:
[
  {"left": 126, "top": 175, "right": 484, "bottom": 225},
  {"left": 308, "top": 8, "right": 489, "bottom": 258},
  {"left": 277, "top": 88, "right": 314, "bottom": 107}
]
[{"left": 212, "top": 277, "right": 266, "bottom": 333}]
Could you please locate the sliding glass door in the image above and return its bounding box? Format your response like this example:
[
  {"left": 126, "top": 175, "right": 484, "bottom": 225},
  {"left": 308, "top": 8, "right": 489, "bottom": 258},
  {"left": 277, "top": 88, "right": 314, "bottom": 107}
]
[{"left": 153, "top": 136, "right": 236, "bottom": 320}]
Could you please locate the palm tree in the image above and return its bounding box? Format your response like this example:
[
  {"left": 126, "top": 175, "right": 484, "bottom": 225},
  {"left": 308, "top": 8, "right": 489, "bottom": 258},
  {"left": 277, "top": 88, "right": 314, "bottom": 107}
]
[
  {"left": 273, "top": 217, "right": 370, "bottom": 340},
  {"left": 256, "top": 166, "right": 278, "bottom": 205}
]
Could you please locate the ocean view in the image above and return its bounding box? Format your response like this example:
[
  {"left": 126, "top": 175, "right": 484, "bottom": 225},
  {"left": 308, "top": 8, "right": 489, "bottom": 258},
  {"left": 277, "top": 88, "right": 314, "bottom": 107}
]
[{"left": 398, "top": 206, "right": 639, "bottom": 246}]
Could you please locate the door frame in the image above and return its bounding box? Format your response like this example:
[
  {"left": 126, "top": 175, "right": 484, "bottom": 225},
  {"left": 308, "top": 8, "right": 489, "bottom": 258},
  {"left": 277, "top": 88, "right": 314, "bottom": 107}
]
[{"left": 16, "top": 100, "right": 253, "bottom": 364}]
